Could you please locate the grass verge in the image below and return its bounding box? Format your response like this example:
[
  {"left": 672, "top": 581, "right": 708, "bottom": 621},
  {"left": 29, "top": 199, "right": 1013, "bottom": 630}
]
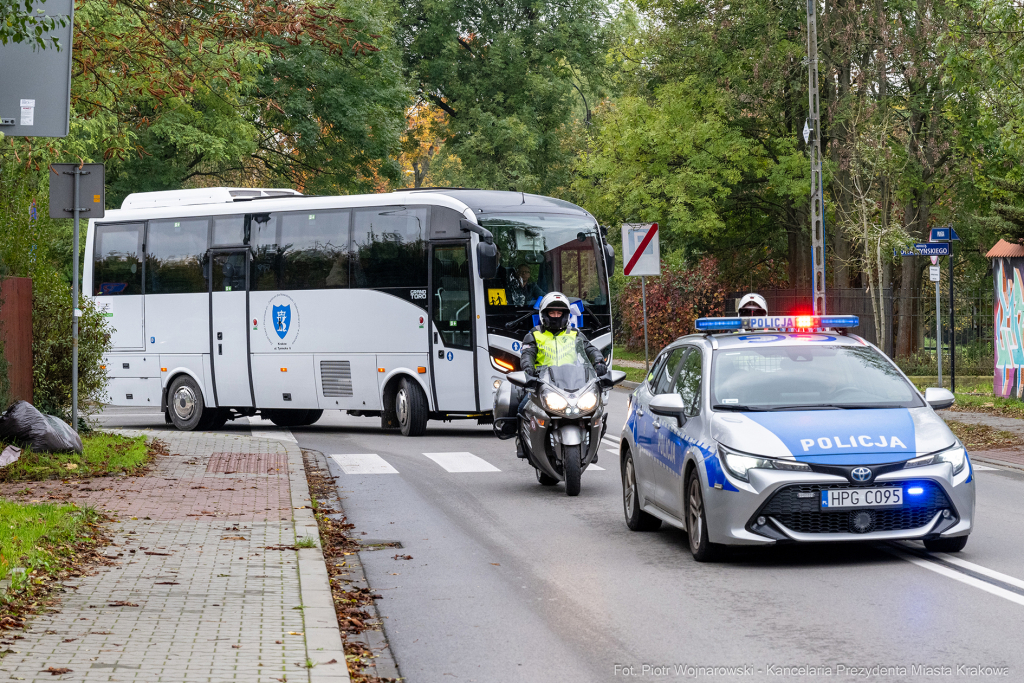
[
  {"left": 907, "top": 375, "right": 1024, "bottom": 420},
  {"left": 0, "top": 433, "right": 151, "bottom": 482},
  {"left": 0, "top": 500, "right": 111, "bottom": 639},
  {"left": 613, "top": 364, "right": 647, "bottom": 384},
  {"left": 945, "top": 422, "right": 1024, "bottom": 451}
]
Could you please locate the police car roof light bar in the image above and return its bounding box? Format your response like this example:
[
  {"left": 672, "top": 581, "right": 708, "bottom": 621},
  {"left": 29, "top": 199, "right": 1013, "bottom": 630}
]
[{"left": 694, "top": 315, "right": 859, "bottom": 332}]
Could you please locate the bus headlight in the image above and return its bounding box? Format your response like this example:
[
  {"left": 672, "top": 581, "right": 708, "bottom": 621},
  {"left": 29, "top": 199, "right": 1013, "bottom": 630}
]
[
  {"left": 542, "top": 389, "right": 569, "bottom": 412},
  {"left": 576, "top": 389, "right": 599, "bottom": 412}
]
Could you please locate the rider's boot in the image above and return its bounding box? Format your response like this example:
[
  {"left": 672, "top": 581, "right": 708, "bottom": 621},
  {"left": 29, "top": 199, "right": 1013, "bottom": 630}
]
[{"left": 516, "top": 435, "right": 527, "bottom": 459}]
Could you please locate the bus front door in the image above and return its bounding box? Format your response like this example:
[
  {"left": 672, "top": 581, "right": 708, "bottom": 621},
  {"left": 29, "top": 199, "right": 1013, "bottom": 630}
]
[
  {"left": 430, "top": 243, "right": 478, "bottom": 412},
  {"left": 210, "top": 250, "right": 254, "bottom": 408}
]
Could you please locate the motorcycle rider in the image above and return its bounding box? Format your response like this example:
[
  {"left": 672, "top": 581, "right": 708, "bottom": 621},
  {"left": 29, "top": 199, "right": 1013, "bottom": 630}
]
[
  {"left": 736, "top": 292, "right": 768, "bottom": 318},
  {"left": 516, "top": 292, "right": 607, "bottom": 457}
]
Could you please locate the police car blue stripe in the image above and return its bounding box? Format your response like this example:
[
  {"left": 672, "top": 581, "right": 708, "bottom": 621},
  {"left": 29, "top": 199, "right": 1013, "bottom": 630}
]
[{"left": 744, "top": 409, "right": 917, "bottom": 465}]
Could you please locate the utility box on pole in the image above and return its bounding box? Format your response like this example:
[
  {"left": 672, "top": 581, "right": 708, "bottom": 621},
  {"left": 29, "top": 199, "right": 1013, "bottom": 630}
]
[{"left": 0, "top": 0, "right": 74, "bottom": 138}]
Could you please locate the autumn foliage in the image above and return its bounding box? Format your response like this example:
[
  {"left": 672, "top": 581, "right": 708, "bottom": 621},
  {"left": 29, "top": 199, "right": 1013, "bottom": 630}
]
[{"left": 618, "top": 257, "right": 726, "bottom": 352}]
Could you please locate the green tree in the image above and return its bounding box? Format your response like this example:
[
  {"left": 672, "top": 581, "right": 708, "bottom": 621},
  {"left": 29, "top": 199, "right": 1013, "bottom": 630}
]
[{"left": 394, "top": 0, "right": 609, "bottom": 193}]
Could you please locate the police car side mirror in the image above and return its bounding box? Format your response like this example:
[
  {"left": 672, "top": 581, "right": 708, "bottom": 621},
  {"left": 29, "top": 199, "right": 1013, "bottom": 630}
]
[
  {"left": 649, "top": 393, "right": 687, "bottom": 427},
  {"left": 924, "top": 387, "right": 955, "bottom": 410}
]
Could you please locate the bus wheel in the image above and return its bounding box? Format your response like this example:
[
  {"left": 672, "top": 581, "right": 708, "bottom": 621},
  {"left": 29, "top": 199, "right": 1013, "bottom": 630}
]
[
  {"left": 396, "top": 378, "right": 428, "bottom": 436},
  {"left": 267, "top": 409, "right": 310, "bottom": 427},
  {"left": 301, "top": 409, "right": 323, "bottom": 426},
  {"left": 168, "top": 375, "right": 205, "bottom": 431},
  {"left": 199, "top": 408, "right": 229, "bottom": 430}
]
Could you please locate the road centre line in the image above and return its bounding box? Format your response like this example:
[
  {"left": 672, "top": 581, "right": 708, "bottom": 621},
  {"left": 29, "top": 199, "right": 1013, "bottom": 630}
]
[
  {"left": 884, "top": 544, "right": 1024, "bottom": 607},
  {"left": 423, "top": 452, "right": 500, "bottom": 473}
]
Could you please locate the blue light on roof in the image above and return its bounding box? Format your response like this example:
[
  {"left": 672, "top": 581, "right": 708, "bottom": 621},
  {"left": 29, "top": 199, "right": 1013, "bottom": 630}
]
[
  {"left": 819, "top": 316, "right": 860, "bottom": 328},
  {"left": 907, "top": 486, "right": 924, "bottom": 495},
  {"left": 695, "top": 318, "right": 744, "bottom": 331}
]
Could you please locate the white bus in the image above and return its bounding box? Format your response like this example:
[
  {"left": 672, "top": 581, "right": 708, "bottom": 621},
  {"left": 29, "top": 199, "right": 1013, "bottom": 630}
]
[{"left": 84, "top": 187, "right": 615, "bottom": 434}]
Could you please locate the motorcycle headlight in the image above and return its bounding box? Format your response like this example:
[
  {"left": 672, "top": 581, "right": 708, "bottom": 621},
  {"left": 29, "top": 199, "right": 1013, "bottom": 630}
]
[
  {"left": 577, "top": 388, "right": 599, "bottom": 412},
  {"left": 542, "top": 389, "right": 569, "bottom": 412},
  {"left": 905, "top": 443, "right": 965, "bottom": 474},
  {"left": 719, "top": 445, "right": 811, "bottom": 482}
]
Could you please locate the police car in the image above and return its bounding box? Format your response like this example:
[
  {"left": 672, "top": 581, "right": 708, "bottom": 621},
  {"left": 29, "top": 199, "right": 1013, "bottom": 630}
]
[{"left": 619, "top": 315, "right": 974, "bottom": 561}]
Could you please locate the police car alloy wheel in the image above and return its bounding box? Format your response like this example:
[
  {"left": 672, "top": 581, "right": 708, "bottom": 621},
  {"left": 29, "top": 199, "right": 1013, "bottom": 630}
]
[
  {"left": 686, "top": 472, "right": 721, "bottom": 562},
  {"left": 622, "top": 450, "right": 661, "bottom": 531}
]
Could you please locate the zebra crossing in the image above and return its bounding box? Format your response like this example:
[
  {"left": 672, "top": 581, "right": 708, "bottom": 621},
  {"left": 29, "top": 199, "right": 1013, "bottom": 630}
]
[{"left": 330, "top": 435, "right": 620, "bottom": 475}]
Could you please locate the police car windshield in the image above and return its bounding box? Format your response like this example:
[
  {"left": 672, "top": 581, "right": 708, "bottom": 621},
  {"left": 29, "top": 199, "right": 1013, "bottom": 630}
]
[{"left": 711, "top": 345, "right": 924, "bottom": 410}]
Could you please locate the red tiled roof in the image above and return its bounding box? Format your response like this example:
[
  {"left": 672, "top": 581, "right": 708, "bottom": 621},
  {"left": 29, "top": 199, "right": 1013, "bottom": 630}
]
[{"left": 986, "top": 239, "right": 1024, "bottom": 258}]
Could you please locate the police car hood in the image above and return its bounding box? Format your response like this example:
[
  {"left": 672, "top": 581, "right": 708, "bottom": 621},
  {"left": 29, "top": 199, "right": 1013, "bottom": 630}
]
[{"left": 710, "top": 407, "right": 955, "bottom": 465}]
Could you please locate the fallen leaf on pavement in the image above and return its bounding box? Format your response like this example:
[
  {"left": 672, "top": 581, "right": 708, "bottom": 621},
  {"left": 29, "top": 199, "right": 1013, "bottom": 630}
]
[
  {"left": 154, "top": 582, "right": 179, "bottom": 585},
  {"left": 287, "top": 632, "right": 304, "bottom": 636},
  {"left": 392, "top": 554, "right": 413, "bottom": 560},
  {"left": 491, "top": 563, "right": 500, "bottom": 566},
  {"left": 41, "top": 668, "right": 72, "bottom": 676},
  {"left": 221, "top": 536, "right": 247, "bottom": 541},
  {"left": 144, "top": 552, "right": 171, "bottom": 556},
  {"left": 108, "top": 601, "right": 139, "bottom": 607},
  {"left": 62, "top": 638, "right": 76, "bottom": 643}
]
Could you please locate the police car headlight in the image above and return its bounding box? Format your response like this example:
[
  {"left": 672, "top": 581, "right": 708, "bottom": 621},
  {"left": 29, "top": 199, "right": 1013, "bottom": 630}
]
[
  {"left": 905, "top": 443, "right": 965, "bottom": 474},
  {"left": 719, "top": 445, "right": 811, "bottom": 482},
  {"left": 576, "top": 389, "right": 599, "bottom": 412},
  {"left": 542, "top": 389, "right": 569, "bottom": 412}
]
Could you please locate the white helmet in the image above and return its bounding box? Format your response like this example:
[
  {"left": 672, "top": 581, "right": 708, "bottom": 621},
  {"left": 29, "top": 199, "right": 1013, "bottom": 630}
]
[
  {"left": 737, "top": 293, "right": 767, "bottom": 317},
  {"left": 538, "top": 292, "right": 572, "bottom": 332}
]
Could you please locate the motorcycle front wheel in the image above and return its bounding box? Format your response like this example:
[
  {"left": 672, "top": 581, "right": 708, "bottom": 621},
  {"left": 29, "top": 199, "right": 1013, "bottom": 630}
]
[{"left": 563, "top": 444, "right": 582, "bottom": 497}]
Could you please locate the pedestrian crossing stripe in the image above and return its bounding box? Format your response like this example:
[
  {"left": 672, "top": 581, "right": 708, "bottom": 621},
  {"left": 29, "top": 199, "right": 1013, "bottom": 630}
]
[
  {"left": 588, "top": 464, "right": 606, "bottom": 471},
  {"left": 423, "top": 452, "right": 500, "bottom": 473},
  {"left": 331, "top": 453, "right": 399, "bottom": 474}
]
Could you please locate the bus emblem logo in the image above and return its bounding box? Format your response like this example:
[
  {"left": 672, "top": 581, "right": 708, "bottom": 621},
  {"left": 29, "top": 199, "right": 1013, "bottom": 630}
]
[{"left": 273, "top": 305, "right": 291, "bottom": 339}]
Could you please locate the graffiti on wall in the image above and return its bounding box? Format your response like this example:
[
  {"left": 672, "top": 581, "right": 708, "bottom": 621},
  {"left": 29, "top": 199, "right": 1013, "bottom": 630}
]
[{"left": 994, "top": 258, "right": 1024, "bottom": 398}]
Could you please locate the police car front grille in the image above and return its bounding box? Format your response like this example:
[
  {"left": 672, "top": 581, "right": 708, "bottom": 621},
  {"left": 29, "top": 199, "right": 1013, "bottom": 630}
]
[
  {"left": 756, "top": 481, "right": 952, "bottom": 534},
  {"left": 320, "top": 361, "right": 353, "bottom": 397}
]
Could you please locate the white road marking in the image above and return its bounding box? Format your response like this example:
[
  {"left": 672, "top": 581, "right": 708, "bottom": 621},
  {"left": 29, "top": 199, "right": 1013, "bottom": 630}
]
[
  {"left": 972, "top": 464, "right": 998, "bottom": 471},
  {"left": 885, "top": 545, "right": 1024, "bottom": 607},
  {"left": 588, "top": 464, "right": 606, "bottom": 471},
  {"left": 247, "top": 416, "right": 297, "bottom": 442},
  {"left": 332, "top": 453, "right": 399, "bottom": 474},
  {"left": 423, "top": 452, "right": 500, "bottom": 473},
  {"left": 604, "top": 448, "right": 618, "bottom": 456},
  {"left": 936, "top": 553, "right": 1024, "bottom": 592},
  {"left": 602, "top": 436, "right": 618, "bottom": 446}
]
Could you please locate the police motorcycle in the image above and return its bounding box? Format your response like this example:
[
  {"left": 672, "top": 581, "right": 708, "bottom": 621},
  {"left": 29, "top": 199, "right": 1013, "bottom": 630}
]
[{"left": 493, "top": 339, "right": 626, "bottom": 496}]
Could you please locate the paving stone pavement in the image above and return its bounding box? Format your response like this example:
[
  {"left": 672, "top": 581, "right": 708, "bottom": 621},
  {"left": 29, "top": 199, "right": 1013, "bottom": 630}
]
[{"left": 0, "top": 430, "right": 348, "bottom": 683}]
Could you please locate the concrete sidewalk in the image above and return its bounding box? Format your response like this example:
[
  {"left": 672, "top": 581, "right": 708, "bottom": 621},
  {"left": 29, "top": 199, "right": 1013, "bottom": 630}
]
[
  {"left": 941, "top": 410, "right": 1024, "bottom": 471},
  {"left": 0, "top": 430, "right": 347, "bottom": 682}
]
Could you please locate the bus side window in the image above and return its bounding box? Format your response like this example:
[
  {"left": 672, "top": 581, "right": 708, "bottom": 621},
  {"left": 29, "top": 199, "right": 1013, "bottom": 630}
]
[
  {"left": 352, "top": 207, "right": 429, "bottom": 289},
  {"left": 146, "top": 218, "right": 211, "bottom": 294},
  {"left": 93, "top": 223, "right": 144, "bottom": 296},
  {"left": 251, "top": 210, "right": 351, "bottom": 290}
]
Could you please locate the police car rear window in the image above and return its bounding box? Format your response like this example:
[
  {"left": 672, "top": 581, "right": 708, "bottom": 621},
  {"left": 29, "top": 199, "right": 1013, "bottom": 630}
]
[{"left": 711, "top": 345, "right": 923, "bottom": 410}]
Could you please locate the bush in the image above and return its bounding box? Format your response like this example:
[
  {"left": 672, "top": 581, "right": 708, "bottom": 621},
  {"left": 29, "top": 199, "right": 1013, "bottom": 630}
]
[
  {"left": 617, "top": 256, "right": 725, "bottom": 352},
  {"left": 30, "top": 267, "right": 111, "bottom": 424}
]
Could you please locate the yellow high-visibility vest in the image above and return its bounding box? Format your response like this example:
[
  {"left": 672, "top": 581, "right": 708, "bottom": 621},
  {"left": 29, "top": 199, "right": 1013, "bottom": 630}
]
[{"left": 533, "top": 329, "right": 578, "bottom": 367}]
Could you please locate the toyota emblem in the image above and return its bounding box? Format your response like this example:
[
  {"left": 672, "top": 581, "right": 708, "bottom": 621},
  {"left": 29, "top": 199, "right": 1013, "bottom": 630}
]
[{"left": 851, "top": 467, "right": 872, "bottom": 482}]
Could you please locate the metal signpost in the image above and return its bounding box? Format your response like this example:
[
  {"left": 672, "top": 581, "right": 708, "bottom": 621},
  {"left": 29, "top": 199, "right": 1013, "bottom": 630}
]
[
  {"left": 50, "top": 164, "right": 105, "bottom": 431},
  {"left": 930, "top": 227, "right": 960, "bottom": 392},
  {"left": 622, "top": 223, "right": 660, "bottom": 372},
  {"left": 929, "top": 263, "right": 942, "bottom": 387}
]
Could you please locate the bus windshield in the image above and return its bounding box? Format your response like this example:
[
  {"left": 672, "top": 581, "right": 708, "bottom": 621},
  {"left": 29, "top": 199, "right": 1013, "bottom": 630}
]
[{"left": 479, "top": 213, "right": 610, "bottom": 336}]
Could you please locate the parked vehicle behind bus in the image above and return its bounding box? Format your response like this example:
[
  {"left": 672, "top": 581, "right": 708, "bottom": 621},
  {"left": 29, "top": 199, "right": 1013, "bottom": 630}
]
[{"left": 84, "top": 187, "right": 614, "bottom": 434}]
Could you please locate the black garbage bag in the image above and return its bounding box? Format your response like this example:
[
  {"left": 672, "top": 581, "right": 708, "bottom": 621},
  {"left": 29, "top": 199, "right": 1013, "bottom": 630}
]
[{"left": 0, "top": 401, "right": 83, "bottom": 454}]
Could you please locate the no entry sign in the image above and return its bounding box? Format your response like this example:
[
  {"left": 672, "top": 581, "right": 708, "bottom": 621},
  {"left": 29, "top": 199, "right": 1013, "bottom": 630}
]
[{"left": 622, "top": 223, "right": 660, "bottom": 276}]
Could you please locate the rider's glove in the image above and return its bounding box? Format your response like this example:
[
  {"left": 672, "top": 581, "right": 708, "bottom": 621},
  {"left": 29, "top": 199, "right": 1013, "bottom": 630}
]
[
  {"left": 594, "top": 362, "right": 608, "bottom": 376},
  {"left": 524, "top": 365, "right": 539, "bottom": 378}
]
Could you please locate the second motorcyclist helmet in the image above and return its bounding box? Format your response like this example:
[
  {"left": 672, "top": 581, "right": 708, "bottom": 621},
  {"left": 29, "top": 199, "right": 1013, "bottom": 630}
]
[
  {"left": 538, "top": 292, "right": 573, "bottom": 332},
  {"left": 737, "top": 292, "right": 768, "bottom": 318}
]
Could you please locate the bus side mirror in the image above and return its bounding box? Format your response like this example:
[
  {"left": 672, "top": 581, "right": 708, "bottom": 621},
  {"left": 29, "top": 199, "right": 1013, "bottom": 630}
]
[
  {"left": 604, "top": 243, "right": 615, "bottom": 275},
  {"left": 477, "top": 241, "right": 499, "bottom": 280}
]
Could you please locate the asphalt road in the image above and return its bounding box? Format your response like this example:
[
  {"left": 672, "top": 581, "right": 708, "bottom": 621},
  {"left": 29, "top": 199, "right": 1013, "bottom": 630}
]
[{"left": 97, "top": 395, "right": 1024, "bottom": 682}]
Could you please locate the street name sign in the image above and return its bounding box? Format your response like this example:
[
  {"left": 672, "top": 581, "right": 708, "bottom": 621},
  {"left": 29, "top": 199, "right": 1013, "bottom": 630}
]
[
  {"left": 622, "top": 223, "right": 660, "bottom": 277},
  {"left": 913, "top": 242, "right": 950, "bottom": 256},
  {"left": 930, "top": 227, "right": 960, "bottom": 242}
]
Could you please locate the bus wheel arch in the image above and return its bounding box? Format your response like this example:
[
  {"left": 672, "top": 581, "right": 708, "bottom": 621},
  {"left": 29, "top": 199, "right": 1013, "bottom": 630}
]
[{"left": 381, "top": 372, "right": 429, "bottom": 436}]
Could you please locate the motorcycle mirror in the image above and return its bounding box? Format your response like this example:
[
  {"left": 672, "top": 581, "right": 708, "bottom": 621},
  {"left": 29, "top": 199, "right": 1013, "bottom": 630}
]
[
  {"left": 601, "top": 369, "right": 627, "bottom": 387},
  {"left": 506, "top": 371, "right": 531, "bottom": 388}
]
